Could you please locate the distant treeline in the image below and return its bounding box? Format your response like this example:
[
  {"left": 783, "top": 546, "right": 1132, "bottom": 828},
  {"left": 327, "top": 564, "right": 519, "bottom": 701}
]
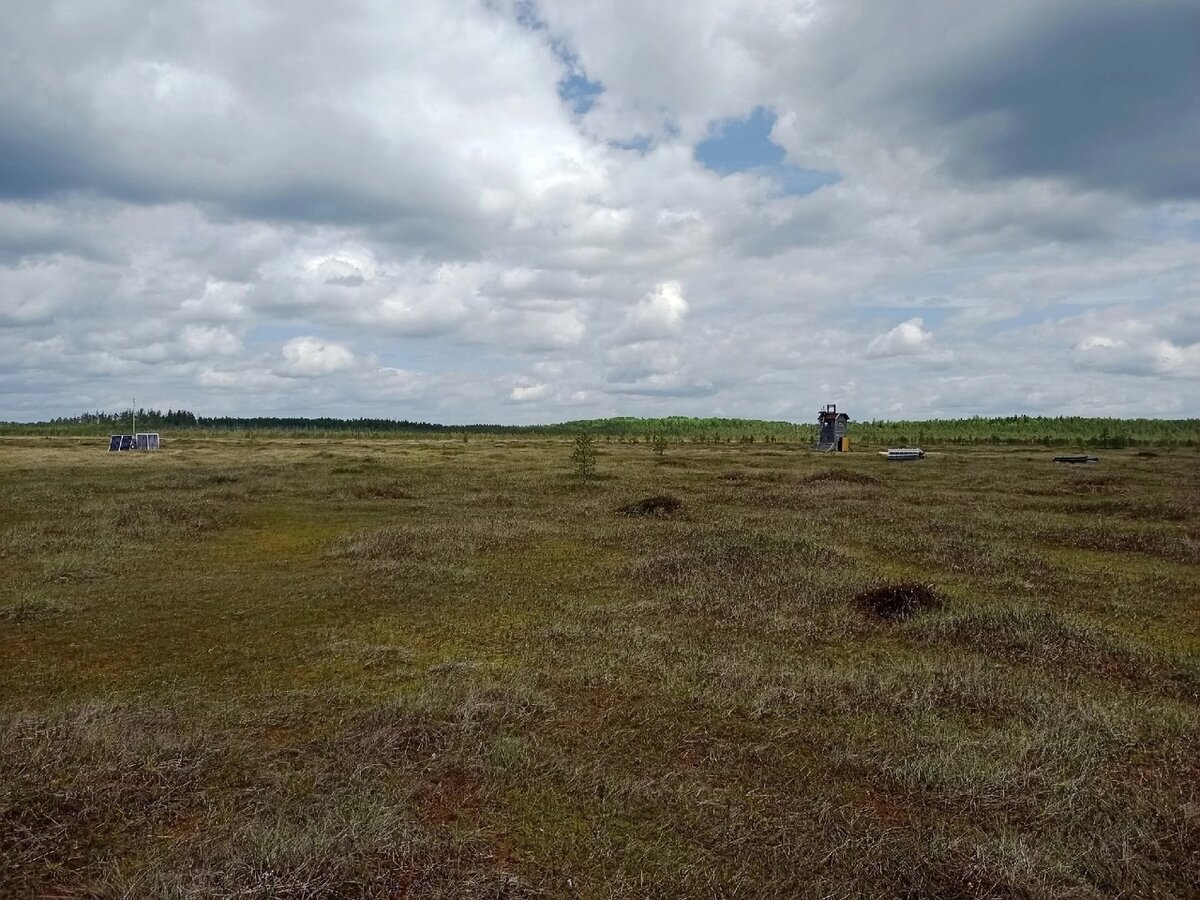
[
  {"left": 24, "top": 409, "right": 459, "bottom": 433},
  {"left": 850, "top": 416, "right": 1199, "bottom": 448},
  {"left": 2, "top": 410, "right": 1198, "bottom": 447}
]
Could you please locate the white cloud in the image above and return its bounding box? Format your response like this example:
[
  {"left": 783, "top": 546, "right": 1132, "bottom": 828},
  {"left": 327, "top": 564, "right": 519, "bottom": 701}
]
[
  {"left": 622, "top": 281, "right": 688, "bottom": 342},
  {"left": 1073, "top": 334, "right": 1200, "bottom": 380},
  {"left": 198, "top": 367, "right": 293, "bottom": 391},
  {"left": 278, "top": 336, "right": 355, "bottom": 377},
  {"left": 306, "top": 251, "right": 376, "bottom": 287},
  {"left": 865, "top": 318, "right": 933, "bottom": 358},
  {"left": 510, "top": 382, "right": 548, "bottom": 402},
  {"left": 180, "top": 325, "right": 242, "bottom": 358},
  {"left": 1076, "top": 335, "right": 1125, "bottom": 352}
]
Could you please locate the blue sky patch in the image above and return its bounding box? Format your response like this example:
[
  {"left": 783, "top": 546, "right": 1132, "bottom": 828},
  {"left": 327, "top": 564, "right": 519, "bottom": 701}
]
[
  {"left": 853, "top": 304, "right": 953, "bottom": 329},
  {"left": 247, "top": 324, "right": 314, "bottom": 346},
  {"left": 512, "top": 0, "right": 545, "bottom": 31},
  {"left": 696, "top": 107, "right": 785, "bottom": 172},
  {"left": 773, "top": 167, "right": 840, "bottom": 196},
  {"left": 696, "top": 106, "right": 838, "bottom": 196},
  {"left": 559, "top": 72, "right": 603, "bottom": 115},
  {"left": 611, "top": 135, "right": 654, "bottom": 153}
]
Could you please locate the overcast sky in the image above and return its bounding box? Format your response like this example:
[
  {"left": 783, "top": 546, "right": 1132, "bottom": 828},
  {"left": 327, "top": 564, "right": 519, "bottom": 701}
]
[{"left": 2, "top": 0, "right": 1198, "bottom": 423}]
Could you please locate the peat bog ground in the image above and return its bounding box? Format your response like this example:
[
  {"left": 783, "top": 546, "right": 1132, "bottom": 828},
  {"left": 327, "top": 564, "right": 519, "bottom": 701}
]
[{"left": 2, "top": 436, "right": 1198, "bottom": 897}]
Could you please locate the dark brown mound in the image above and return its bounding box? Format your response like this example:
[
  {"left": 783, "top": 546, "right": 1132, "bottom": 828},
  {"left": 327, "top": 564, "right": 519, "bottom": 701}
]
[
  {"left": 619, "top": 495, "right": 683, "bottom": 517},
  {"left": 853, "top": 582, "right": 940, "bottom": 621},
  {"left": 351, "top": 482, "right": 415, "bottom": 499},
  {"left": 802, "top": 470, "right": 880, "bottom": 485}
]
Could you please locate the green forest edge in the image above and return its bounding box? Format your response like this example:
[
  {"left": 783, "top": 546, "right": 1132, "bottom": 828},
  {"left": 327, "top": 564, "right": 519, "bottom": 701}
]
[{"left": 3, "top": 410, "right": 1199, "bottom": 448}]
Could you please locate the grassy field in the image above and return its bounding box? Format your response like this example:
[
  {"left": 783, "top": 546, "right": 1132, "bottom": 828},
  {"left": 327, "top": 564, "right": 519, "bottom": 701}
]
[{"left": 2, "top": 436, "right": 1198, "bottom": 898}]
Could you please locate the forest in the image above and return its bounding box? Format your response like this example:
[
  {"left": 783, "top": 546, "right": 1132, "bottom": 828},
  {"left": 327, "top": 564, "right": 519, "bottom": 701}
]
[{"left": 4, "top": 410, "right": 1198, "bottom": 448}]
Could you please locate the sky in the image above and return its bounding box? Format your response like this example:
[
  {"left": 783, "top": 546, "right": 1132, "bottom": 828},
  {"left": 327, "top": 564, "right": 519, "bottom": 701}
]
[{"left": 2, "top": 0, "right": 1198, "bottom": 424}]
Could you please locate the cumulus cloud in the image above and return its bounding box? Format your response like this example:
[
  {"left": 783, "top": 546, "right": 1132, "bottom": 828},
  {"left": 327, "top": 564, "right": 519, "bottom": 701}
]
[
  {"left": 865, "top": 318, "right": 933, "bottom": 358},
  {"left": 621, "top": 281, "right": 688, "bottom": 342},
  {"left": 179, "top": 326, "right": 242, "bottom": 359},
  {"left": 278, "top": 337, "right": 356, "bottom": 377},
  {"left": 1076, "top": 340, "right": 1200, "bottom": 379},
  {"left": 510, "top": 381, "right": 548, "bottom": 402},
  {"left": 1074, "top": 332, "right": 1200, "bottom": 380},
  {"left": 0, "top": 0, "right": 1197, "bottom": 422}
]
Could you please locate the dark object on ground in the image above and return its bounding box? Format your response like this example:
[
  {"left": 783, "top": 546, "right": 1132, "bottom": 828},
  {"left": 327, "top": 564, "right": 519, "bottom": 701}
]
[
  {"left": 108, "top": 433, "right": 160, "bottom": 451},
  {"left": 619, "top": 495, "right": 682, "bottom": 517},
  {"left": 853, "top": 582, "right": 940, "bottom": 621},
  {"left": 802, "top": 470, "right": 879, "bottom": 485},
  {"left": 1054, "top": 455, "right": 1099, "bottom": 464}
]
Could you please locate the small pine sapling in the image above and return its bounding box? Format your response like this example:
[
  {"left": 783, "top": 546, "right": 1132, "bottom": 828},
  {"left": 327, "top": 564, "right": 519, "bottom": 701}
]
[{"left": 570, "top": 433, "right": 598, "bottom": 479}]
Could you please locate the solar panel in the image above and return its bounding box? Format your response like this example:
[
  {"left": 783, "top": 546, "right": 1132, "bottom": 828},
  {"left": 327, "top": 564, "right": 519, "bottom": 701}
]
[{"left": 110, "top": 433, "right": 160, "bottom": 451}]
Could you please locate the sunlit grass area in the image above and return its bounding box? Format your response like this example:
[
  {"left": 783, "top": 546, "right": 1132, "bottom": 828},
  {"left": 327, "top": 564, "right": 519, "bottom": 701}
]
[{"left": 2, "top": 436, "right": 1198, "bottom": 897}]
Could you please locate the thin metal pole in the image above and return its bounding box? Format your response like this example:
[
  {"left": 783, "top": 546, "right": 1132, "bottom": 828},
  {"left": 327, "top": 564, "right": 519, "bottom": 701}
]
[{"left": 132, "top": 397, "right": 136, "bottom": 438}]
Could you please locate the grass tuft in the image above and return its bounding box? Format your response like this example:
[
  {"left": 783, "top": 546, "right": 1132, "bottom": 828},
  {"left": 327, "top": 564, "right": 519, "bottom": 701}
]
[{"left": 0, "top": 595, "right": 76, "bottom": 623}]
